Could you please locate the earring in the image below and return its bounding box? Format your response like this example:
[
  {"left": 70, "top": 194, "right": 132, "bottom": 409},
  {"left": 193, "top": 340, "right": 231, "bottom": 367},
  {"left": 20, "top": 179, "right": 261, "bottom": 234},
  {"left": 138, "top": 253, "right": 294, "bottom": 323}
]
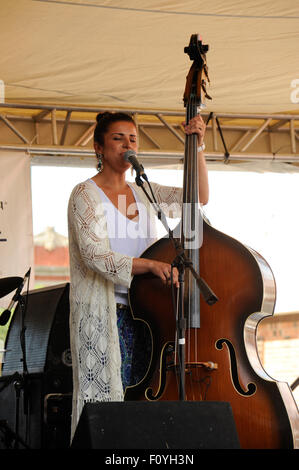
[{"left": 96, "top": 153, "right": 104, "bottom": 173}]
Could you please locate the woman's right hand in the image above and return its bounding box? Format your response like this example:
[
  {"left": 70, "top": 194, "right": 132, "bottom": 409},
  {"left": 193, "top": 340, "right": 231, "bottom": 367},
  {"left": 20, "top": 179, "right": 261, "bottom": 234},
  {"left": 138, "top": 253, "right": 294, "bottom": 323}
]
[{"left": 132, "top": 258, "right": 179, "bottom": 288}]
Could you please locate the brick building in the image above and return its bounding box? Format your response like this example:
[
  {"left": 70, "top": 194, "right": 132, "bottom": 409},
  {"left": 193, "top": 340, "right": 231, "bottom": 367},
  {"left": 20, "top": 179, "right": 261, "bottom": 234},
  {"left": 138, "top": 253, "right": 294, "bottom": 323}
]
[
  {"left": 34, "top": 226, "right": 70, "bottom": 286},
  {"left": 257, "top": 312, "right": 299, "bottom": 404}
]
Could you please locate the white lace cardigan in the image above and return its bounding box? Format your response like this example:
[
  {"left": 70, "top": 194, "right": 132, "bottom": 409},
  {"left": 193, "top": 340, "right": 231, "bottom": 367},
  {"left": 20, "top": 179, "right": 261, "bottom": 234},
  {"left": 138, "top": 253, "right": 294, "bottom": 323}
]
[{"left": 67, "top": 178, "right": 182, "bottom": 440}]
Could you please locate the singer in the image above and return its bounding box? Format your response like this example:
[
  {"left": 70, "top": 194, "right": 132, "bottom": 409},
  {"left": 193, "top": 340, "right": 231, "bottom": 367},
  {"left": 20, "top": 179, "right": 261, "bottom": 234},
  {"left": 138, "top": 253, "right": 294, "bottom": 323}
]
[{"left": 67, "top": 111, "right": 208, "bottom": 441}]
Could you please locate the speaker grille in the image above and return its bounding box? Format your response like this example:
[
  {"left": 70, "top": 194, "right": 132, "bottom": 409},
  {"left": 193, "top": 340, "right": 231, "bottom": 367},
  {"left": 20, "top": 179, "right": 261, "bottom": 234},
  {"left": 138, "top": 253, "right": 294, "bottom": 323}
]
[{"left": 2, "top": 283, "right": 70, "bottom": 376}]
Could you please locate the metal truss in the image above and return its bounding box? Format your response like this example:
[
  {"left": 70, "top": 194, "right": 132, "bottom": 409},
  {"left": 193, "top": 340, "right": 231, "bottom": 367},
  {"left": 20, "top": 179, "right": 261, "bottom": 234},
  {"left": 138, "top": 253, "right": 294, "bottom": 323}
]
[{"left": 0, "top": 103, "right": 298, "bottom": 167}]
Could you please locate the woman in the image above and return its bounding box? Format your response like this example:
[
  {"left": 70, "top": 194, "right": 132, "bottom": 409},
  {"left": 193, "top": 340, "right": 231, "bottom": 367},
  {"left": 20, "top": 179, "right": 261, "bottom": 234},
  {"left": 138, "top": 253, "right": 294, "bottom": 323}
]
[{"left": 67, "top": 111, "right": 208, "bottom": 440}]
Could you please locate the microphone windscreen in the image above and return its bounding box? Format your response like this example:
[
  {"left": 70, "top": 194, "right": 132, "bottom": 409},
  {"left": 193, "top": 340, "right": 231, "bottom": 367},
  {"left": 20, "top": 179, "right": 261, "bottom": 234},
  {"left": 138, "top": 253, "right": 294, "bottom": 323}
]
[
  {"left": 0, "top": 309, "right": 11, "bottom": 326},
  {"left": 123, "top": 150, "right": 136, "bottom": 162},
  {"left": 0, "top": 277, "right": 23, "bottom": 299}
]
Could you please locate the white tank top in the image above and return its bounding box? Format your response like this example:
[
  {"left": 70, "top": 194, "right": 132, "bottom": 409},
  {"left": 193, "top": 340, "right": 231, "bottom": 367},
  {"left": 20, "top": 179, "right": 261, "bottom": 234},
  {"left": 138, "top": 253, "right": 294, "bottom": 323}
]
[{"left": 90, "top": 180, "right": 157, "bottom": 303}]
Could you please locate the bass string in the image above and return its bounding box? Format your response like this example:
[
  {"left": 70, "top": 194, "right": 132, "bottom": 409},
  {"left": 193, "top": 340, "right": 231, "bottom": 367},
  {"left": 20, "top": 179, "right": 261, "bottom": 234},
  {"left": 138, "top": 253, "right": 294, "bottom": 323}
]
[
  {"left": 178, "top": 94, "right": 200, "bottom": 373},
  {"left": 185, "top": 95, "right": 199, "bottom": 367}
]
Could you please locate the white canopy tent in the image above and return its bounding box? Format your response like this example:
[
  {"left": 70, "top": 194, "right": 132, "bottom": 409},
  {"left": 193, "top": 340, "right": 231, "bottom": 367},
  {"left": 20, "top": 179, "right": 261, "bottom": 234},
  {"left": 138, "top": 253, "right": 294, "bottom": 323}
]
[
  {"left": 0, "top": 0, "right": 298, "bottom": 168},
  {"left": 0, "top": 0, "right": 298, "bottom": 114}
]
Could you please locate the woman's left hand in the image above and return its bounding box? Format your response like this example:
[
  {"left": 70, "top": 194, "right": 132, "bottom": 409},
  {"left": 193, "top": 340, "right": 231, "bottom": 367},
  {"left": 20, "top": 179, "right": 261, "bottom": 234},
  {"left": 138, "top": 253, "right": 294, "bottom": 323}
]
[{"left": 182, "top": 115, "right": 206, "bottom": 145}]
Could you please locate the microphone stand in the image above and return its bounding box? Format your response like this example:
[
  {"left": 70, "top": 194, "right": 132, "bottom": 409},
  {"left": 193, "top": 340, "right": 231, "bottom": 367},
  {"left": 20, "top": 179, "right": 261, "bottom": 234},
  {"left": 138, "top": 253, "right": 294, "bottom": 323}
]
[
  {"left": 0, "top": 372, "right": 29, "bottom": 449},
  {"left": 0, "top": 415, "right": 30, "bottom": 449},
  {"left": 15, "top": 294, "right": 30, "bottom": 449},
  {"left": 134, "top": 171, "right": 218, "bottom": 401},
  {"left": 0, "top": 271, "right": 31, "bottom": 449}
]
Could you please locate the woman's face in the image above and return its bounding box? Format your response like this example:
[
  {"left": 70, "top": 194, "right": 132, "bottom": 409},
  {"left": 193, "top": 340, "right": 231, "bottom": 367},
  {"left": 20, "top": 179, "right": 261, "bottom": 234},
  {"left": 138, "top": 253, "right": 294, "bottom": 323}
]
[{"left": 95, "top": 120, "right": 138, "bottom": 173}]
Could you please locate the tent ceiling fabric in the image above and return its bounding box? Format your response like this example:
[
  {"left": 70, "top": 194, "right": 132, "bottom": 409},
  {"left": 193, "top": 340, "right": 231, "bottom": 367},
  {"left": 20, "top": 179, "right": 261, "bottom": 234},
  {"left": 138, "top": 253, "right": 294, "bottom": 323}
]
[{"left": 1, "top": 0, "right": 299, "bottom": 115}]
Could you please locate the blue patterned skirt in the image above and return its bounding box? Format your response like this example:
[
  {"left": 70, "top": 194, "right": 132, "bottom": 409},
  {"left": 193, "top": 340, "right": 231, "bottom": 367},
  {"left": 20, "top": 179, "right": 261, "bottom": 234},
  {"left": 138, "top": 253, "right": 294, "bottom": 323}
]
[{"left": 116, "top": 304, "right": 151, "bottom": 390}]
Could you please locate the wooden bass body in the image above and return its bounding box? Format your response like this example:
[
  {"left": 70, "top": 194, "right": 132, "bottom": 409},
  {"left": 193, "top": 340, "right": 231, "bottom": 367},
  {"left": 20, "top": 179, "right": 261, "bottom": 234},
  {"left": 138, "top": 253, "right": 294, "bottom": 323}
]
[{"left": 127, "top": 219, "right": 299, "bottom": 449}]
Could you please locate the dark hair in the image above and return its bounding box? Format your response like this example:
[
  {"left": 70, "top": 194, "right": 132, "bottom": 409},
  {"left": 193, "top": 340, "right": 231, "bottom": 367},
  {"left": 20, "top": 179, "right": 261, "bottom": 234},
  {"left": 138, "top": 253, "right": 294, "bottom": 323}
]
[{"left": 94, "top": 111, "right": 136, "bottom": 145}]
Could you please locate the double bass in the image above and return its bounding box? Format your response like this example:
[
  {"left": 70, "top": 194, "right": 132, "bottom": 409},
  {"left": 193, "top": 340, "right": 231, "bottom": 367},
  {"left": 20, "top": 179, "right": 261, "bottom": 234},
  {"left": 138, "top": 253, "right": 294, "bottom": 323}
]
[{"left": 127, "top": 34, "right": 299, "bottom": 449}]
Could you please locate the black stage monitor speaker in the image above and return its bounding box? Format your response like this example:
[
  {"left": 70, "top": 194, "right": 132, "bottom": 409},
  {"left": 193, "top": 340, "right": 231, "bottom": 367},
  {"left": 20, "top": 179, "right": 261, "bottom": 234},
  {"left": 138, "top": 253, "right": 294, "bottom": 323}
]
[
  {"left": 0, "top": 283, "right": 72, "bottom": 449},
  {"left": 2, "top": 282, "right": 72, "bottom": 379},
  {"left": 71, "top": 401, "right": 240, "bottom": 449}
]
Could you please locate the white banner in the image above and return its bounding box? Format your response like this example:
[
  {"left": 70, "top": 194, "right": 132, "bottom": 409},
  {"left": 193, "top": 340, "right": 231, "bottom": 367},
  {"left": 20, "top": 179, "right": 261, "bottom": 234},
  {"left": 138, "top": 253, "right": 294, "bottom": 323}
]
[{"left": 0, "top": 151, "right": 34, "bottom": 309}]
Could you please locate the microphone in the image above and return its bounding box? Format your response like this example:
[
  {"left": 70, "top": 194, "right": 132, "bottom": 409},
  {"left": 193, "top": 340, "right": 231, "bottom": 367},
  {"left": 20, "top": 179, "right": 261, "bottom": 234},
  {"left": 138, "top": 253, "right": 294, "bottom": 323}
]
[
  {"left": 0, "top": 268, "right": 31, "bottom": 326},
  {"left": 123, "top": 150, "right": 148, "bottom": 181}
]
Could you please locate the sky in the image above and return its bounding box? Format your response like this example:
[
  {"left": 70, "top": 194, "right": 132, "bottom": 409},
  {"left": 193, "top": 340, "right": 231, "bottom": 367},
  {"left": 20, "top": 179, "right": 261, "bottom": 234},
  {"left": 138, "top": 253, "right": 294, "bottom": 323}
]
[{"left": 31, "top": 164, "right": 299, "bottom": 314}]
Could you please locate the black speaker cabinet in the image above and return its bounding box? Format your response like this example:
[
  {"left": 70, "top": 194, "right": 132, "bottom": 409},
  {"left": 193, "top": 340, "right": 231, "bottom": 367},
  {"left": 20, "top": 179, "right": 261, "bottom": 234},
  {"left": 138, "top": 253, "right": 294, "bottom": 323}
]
[
  {"left": 0, "top": 283, "right": 72, "bottom": 449},
  {"left": 71, "top": 401, "right": 240, "bottom": 449}
]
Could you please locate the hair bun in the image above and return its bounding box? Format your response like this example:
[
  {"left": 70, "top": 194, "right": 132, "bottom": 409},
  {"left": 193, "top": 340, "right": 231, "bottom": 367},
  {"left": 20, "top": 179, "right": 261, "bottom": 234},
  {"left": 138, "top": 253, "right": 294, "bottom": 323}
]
[{"left": 96, "top": 111, "right": 111, "bottom": 123}]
